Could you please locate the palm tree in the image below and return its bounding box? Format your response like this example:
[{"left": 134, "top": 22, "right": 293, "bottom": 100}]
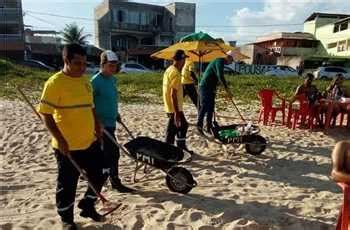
[{"left": 61, "top": 23, "right": 90, "bottom": 45}]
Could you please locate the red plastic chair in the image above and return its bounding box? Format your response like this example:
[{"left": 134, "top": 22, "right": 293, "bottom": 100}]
[
  {"left": 339, "top": 103, "right": 350, "bottom": 128},
  {"left": 258, "top": 89, "right": 286, "bottom": 126},
  {"left": 336, "top": 183, "right": 349, "bottom": 230},
  {"left": 286, "top": 94, "right": 310, "bottom": 130}
]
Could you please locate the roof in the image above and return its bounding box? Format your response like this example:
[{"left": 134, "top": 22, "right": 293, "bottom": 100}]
[
  {"left": 255, "top": 32, "right": 316, "bottom": 43},
  {"left": 304, "top": 12, "right": 350, "bottom": 22},
  {"left": 334, "top": 17, "right": 350, "bottom": 25}
]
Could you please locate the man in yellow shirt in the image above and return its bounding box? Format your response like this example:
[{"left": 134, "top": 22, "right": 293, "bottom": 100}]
[
  {"left": 37, "top": 44, "right": 107, "bottom": 229},
  {"left": 181, "top": 60, "right": 198, "bottom": 109},
  {"left": 163, "top": 50, "right": 193, "bottom": 153}
]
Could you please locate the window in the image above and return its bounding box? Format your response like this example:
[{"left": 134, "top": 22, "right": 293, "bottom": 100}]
[
  {"left": 337, "top": 40, "right": 346, "bottom": 52},
  {"left": 155, "top": 14, "right": 162, "bottom": 27},
  {"left": 334, "top": 21, "right": 349, "bottom": 33},
  {"left": 328, "top": 42, "right": 337, "bottom": 49},
  {"left": 333, "top": 24, "right": 340, "bottom": 33},
  {"left": 169, "top": 17, "right": 173, "bottom": 31},
  {"left": 325, "top": 67, "right": 346, "bottom": 73},
  {"left": 127, "top": 11, "right": 139, "bottom": 24},
  {"left": 0, "top": 0, "right": 17, "bottom": 8},
  {"left": 340, "top": 22, "right": 348, "bottom": 31},
  {"left": 117, "top": 10, "right": 126, "bottom": 23},
  {"left": 140, "top": 12, "right": 147, "bottom": 25}
]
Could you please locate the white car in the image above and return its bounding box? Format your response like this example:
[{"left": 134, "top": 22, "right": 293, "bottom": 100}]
[
  {"left": 264, "top": 65, "right": 298, "bottom": 77},
  {"left": 313, "top": 66, "right": 350, "bottom": 80},
  {"left": 120, "top": 63, "right": 152, "bottom": 74},
  {"left": 20, "top": 59, "right": 55, "bottom": 71},
  {"left": 85, "top": 62, "right": 100, "bottom": 75}
]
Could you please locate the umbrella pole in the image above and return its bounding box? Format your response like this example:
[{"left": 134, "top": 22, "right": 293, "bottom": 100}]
[{"left": 197, "top": 55, "right": 202, "bottom": 121}]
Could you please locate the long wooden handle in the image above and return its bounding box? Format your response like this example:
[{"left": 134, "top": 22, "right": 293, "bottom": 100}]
[{"left": 17, "top": 86, "right": 109, "bottom": 204}]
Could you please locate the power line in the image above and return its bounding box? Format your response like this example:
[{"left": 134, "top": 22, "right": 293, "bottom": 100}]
[
  {"left": 197, "top": 23, "right": 303, "bottom": 28},
  {"left": 25, "top": 10, "right": 306, "bottom": 28},
  {"left": 25, "top": 13, "right": 59, "bottom": 28},
  {"left": 26, "top": 10, "right": 94, "bottom": 21}
]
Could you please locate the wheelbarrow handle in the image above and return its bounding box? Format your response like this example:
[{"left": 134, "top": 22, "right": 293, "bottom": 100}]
[{"left": 118, "top": 120, "right": 135, "bottom": 139}]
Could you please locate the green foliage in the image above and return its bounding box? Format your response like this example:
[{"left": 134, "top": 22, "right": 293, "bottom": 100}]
[
  {"left": 1, "top": 59, "right": 349, "bottom": 105},
  {"left": 61, "top": 23, "right": 90, "bottom": 45}
]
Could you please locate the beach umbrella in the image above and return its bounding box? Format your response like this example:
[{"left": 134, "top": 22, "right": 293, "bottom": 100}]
[{"left": 151, "top": 32, "right": 249, "bottom": 63}]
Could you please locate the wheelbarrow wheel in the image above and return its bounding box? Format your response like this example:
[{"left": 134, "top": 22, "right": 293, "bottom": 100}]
[
  {"left": 245, "top": 135, "right": 266, "bottom": 155},
  {"left": 166, "top": 167, "right": 195, "bottom": 194}
]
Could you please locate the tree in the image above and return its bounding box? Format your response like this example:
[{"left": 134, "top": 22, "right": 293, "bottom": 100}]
[{"left": 61, "top": 23, "right": 90, "bottom": 45}]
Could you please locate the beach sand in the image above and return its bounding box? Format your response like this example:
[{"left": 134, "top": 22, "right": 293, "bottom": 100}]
[{"left": 0, "top": 99, "right": 349, "bottom": 230}]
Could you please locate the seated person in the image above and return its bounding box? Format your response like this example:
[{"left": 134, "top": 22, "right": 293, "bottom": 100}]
[
  {"left": 326, "top": 74, "right": 350, "bottom": 127},
  {"left": 292, "top": 73, "right": 323, "bottom": 126},
  {"left": 331, "top": 140, "right": 350, "bottom": 184}
]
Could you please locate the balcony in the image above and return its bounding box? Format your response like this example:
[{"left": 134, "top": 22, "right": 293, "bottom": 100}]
[
  {"left": 271, "top": 47, "right": 316, "bottom": 56},
  {"left": 112, "top": 23, "right": 161, "bottom": 34}
]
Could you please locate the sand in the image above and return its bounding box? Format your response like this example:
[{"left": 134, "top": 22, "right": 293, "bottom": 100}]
[{"left": 0, "top": 99, "right": 349, "bottom": 230}]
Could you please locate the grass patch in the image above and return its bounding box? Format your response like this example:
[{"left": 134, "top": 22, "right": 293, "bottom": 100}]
[{"left": 1, "top": 58, "right": 349, "bottom": 104}]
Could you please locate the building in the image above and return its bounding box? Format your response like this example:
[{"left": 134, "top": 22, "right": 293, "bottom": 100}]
[
  {"left": 94, "top": 0, "right": 196, "bottom": 67},
  {"left": 304, "top": 12, "right": 350, "bottom": 57},
  {"left": 248, "top": 32, "right": 318, "bottom": 68},
  {"left": 24, "top": 29, "right": 62, "bottom": 66},
  {"left": 238, "top": 44, "right": 276, "bottom": 65},
  {"left": 0, "top": 0, "right": 25, "bottom": 60}
]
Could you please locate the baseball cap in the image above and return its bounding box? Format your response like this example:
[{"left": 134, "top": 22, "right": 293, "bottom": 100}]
[
  {"left": 100, "top": 50, "right": 119, "bottom": 64},
  {"left": 173, "top": 50, "right": 189, "bottom": 61}
]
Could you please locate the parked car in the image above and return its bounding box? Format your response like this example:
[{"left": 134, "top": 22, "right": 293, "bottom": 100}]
[
  {"left": 313, "top": 66, "right": 350, "bottom": 80},
  {"left": 20, "top": 59, "right": 55, "bottom": 71},
  {"left": 85, "top": 62, "right": 100, "bottom": 75},
  {"left": 120, "top": 63, "right": 152, "bottom": 74},
  {"left": 264, "top": 65, "right": 298, "bottom": 77}
]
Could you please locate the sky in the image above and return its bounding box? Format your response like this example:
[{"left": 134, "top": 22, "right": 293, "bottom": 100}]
[{"left": 22, "top": 0, "right": 350, "bottom": 45}]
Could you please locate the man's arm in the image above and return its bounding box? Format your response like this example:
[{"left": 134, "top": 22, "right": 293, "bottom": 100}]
[
  {"left": 92, "top": 108, "right": 103, "bottom": 140},
  {"left": 290, "top": 85, "right": 302, "bottom": 102},
  {"left": 40, "top": 113, "right": 69, "bottom": 155},
  {"left": 216, "top": 59, "right": 228, "bottom": 89},
  {"left": 190, "top": 71, "right": 198, "bottom": 84},
  {"left": 331, "top": 141, "right": 350, "bottom": 184},
  {"left": 171, "top": 87, "right": 182, "bottom": 128}
]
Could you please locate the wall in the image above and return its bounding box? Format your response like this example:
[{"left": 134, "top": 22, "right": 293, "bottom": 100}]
[
  {"left": 0, "top": 0, "right": 24, "bottom": 59},
  {"left": 227, "top": 62, "right": 279, "bottom": 75},
  {"left": 172, "top": 2, "right": 195, "bottom": 41},
  {"left": 239, "top": 45, "right": 255, "bottom": 64},
  {"left": 276, "top": 56, "right": 302, "bottom": 69},
  {"left": 315, "top": 22, "right": 350, "bottom": 56}
]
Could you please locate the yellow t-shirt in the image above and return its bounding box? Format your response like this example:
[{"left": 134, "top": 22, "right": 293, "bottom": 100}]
[
  {"left": 37, "top": 71, "right": 96, "bottom": 151},
  {"left": 163, "top": 65, "right": 183, "bottom": 113},
  {"left": 181, "top": 61, "right": 195, "bottom": 85}
]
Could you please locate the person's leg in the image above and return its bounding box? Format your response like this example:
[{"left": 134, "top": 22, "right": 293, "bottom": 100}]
[
  {"left": 176, "top": 112, "right": 190, "bottom": 151},
  {"left": 103, "top": 127, "right": 133, "bottom": 192},
  {"left": 206, "top": 92, "right": 215, "bottom": 133},
  {"left": 77, "top": 142, "right": 108, "bottom": 222},
  {"left": 197, "top": 87, "right": 208, "bottom": 131},
  {"left": 186, "top": 84, "right": 199, "bottom": 109},
  {"left": 183, "top": 84, "right": 188, "bottom": 98},
  {"left": 54, "top": 149, "right": 80, "bottom": 225},
  {"left": 165, "top": 113, "right": 177, "bottom": 144}
]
